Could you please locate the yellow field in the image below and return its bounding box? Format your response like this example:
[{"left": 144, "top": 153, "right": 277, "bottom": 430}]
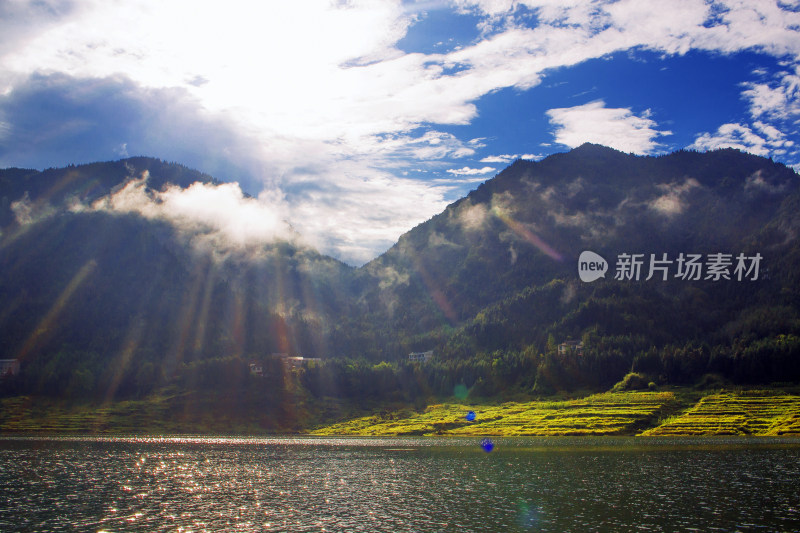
[
  {"left": 311, "top": 392, "right": 679, "bottom": 436},
  {"left": 641, "top": 391, "right": 800, "bottom": 436},
  {"left": 4, "top": 389, "right": 799, "bottom": 436}
]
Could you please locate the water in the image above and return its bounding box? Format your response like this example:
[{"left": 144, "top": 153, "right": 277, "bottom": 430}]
[{"left": 1, "top": 436, "right": 799, "bottom": 532}]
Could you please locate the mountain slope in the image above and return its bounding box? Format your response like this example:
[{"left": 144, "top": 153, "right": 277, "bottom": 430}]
[
  {"left": 2, "top": 147, "right": 799, "bottom": 403},
  {"left": 0, "top": 158, "right": 362, "bottom": 398},
  {"left": 362, "top": 144, "right": 800, "bottom": 361}
]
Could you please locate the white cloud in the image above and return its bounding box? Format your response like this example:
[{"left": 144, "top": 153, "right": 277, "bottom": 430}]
[
  {"left": 480, "top": 154, "right": 518, "bottom": 163},
  {"left": 457, "top": 0, "right": 800, "bottom": 57},
  {"left": 546, "top": 101, "right": 671, "bottom": 154},
  {"left": 91, "top": 172, "right": 298, "bottom": 254},
  {"left": 693, "top": 59, "right": 800, "bottom": 166},
  {"left": 282, "top": 164, "right": 451, "bottom": 265},
  {"left": 742, "top": 66, "right": 800, "bottom": 122},
  {"left": 10, "top": 192, "right": 55, "bottom": 225},
  {"left": 13, "top": 0, "right": 798, "bottom": 151},
  {"left": 446, "top": 165, "right": 496, "bottom": 175},
  {"left": 2, "top": 0, "right": 800, "bottom": 262},
  {"left": 649, "top": 178, "right": 700, "bottom": 216},
  {"left": 689, "top": 122, "right": 792, "bottom": 156},
  {"left": 362, "top": 130, "right": 477, "bottom": 162}
]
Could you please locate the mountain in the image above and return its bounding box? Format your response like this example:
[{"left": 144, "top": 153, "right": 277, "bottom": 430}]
[
  {"left": 360, "top": 144, "right": 800, "bottom": 386},
  {"left": 0, "top": 158, "right": 362, "bottom": 398},
  {"left": 1, "top": 146, "right": 799, "bottom": 405}
]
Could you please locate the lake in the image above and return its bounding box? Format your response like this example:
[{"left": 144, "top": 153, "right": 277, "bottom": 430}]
[{"left": 1, "top": 436, "right": 798, "bottom": 532}]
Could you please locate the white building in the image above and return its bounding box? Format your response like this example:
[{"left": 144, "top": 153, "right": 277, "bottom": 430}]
[
  {"left": 558, "top": 341, "right": 584, "bottom": 355},
  {"left": 408, "top": 350, "right": 433, "bottom": 363}
]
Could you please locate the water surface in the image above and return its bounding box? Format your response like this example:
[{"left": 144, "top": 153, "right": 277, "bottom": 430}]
[{"left": 1, "top": 436, "right": 798, "bottom": 532}]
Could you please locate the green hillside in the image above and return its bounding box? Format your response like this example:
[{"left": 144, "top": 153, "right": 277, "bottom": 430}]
[{"left": 1, "top": 147, "right": 799, "bottom": 433}]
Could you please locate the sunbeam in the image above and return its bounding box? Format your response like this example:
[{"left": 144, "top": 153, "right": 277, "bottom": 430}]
[
  {"left": 411, "top": 254, "right": 458, "bottom": 324},
  {"left": 15, "top": 259, "right": 97, "bottom": 362},
  {"left": 191, "top": 258, "right": 218, "bottom": 356},
  {"left": 102, "top": 313, "right": 146, "bottom": 403},
  {"left": 492, "top": 206, "right": 563, "bottom": 262},
  {"left": 164, "top": 258, "right": 211, "bottom": 375}
]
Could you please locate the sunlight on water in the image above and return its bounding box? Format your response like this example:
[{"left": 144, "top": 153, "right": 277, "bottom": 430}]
[{"left": 0, "top": 436, "right": 798, "bottom": 532}]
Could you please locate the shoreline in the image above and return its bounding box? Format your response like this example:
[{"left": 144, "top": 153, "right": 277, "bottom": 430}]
[{"left": 2, "top": 388, "right": 799, "bottom": 437}]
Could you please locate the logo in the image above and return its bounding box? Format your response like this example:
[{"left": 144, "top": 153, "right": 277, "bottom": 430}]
[
  {"left": 577, "top": 251, "right": 763, "bottom": 282},
  {"left": 578, "top": 250, "right": 608, "bottom": 282}
]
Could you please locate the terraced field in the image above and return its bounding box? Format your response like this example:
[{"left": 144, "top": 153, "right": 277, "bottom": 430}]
[
  {"left": 0, "top": 392, "right": 281, "bottom": 434},
  {"left": 311, "top": 392, "right": 679, "bottom": 436},
  {"left": 642, "top": 391, "right": 800, "bottom": 436},
  {"left": 0, "top": 395, "right": 173, "bottom": 433},
  {"left": 4, "top": 389, "right": 799, "bottom": 436}
]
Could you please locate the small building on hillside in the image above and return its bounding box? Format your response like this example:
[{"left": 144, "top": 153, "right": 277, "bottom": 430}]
[
  {"left": 271, "top": 353, "right": 322, "bottom": 369},
  {"left": 0, "top": 359, "right": 20, "bottom": 378},
  {"left": 288, "top": 356, "right": 322, "bottom": 369},
  {"left": 408, "top": 350, "right": 434, "bottom": 363},
  {"left": 558, "top": 341, "right": 584, "bottom": 355}
]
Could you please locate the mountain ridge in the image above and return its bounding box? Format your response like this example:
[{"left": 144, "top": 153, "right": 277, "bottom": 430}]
[{"left": 1, "top": 146, "right": 799, "bottom": 405}]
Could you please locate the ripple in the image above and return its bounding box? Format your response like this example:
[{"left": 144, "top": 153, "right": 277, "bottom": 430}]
[{"left": 0, "top": 436, "right": 798, "bottom": 531}]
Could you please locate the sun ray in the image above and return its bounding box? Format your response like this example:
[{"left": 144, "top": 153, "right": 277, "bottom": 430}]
[
  {"left": 163, "top": 258, "right": 211, "bottom": 377},
  {"left": 15, "top": 259, "right": 97, "bottom": 362},
  {"left": 228, "top": 277, "right": 246, "bottom": 358},
  {"left": 191, "top": 258, "right": 218, "bottom": 356},
  {"left": 492, "top": 206, "right": 563, "bottom": 262},
  {"left": 411, "top": 254, "right": 458, "bottom": 324},
  {"left": 101, "top": 314, "right": 147, "bottom": 403}
]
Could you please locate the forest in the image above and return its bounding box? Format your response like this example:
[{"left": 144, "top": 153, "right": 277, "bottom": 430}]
[{"left": 1, "top": 145, "right": 800, "bottom": 423}]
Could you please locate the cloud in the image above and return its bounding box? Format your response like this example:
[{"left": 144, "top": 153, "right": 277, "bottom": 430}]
[
  {"left": 0, "top": 73, "right": 263, "bottom": 187},
  {"left": 454, "top": 201, "right": 490, "bottom": 232},
  {"left": 0, "top": 72, "right": 459, "bottom": 265},
  {"left": 649, "top": 178, "right": 701, "bottom": 216},
  {"left": 456, "top": 0, "right": 800, "bottom": 57},
  {"left": 281, "top": 164, "right": 451, "bottom": 265},
  {"left": 7, "top": 1, "right": 797, "bottom": 147},
  {"left": 1, "top": 0, "right": 800, "bottom": 262},
  {"left": 363, "top": 130, "right": 477, "bottom": 163},
  {"left": 742, "top": 67, "right": 800, "bottom": 122},
  {"left": 91, "top": 173, "right": 297, "bottom": 254},
  {"left": 744, "top": 169, "right": 791, "bottom": 195},
  {"left": 10, "top": 192, "right": 56, "bottom": 225},
  {"left": 480, "top": 154, "right": 518, "bottom": 163},
  {"left": 688, "top": 122, "right": 791, "bottom": 157},
  {"left": 546, "top": 101, "right": 671, "bottom": 154},
  {"left": 446, "top": 166, "right": 496, "bottom": 175}
]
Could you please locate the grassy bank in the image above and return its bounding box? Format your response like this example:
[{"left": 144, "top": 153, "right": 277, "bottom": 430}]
[
  {"left": 0, "top": 390, "right": 306, "bottom": 434},
  {"left": 2, "top": 388, "right": 799, "bottom": 437},
  {"left": 311, "top": 389, "right": 800, "bottom": 437},
  {"left": 310, "top": 391, "right": 682, "bottom": 437}
]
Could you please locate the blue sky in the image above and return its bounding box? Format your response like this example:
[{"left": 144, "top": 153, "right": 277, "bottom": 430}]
[{"left": 1, "top": 0, "right": 799, "bottom": 265}]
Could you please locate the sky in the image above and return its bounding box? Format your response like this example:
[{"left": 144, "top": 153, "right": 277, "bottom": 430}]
[{"left": 1, "top": 0, "right": 799, "bottom": 265}]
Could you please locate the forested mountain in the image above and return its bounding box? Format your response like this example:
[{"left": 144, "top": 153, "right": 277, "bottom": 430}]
[
  {"left": 365, "top": 144, "right": 798, "bottom": 337},
  {"left": 1, "top": 145, "right": 799, "bottom": 405},
  {"left": 358, "top": 144, "right": 800, "bottom": 390},
  {"left": 0, "top": 158, "right": 362, "bottom": 397}
]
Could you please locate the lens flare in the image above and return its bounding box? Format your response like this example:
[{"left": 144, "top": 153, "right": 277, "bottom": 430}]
[
  {"left": 453, "top": 384, "right": 468, "bottom": 399},
  {"left": 492, "top": 206, "right": 563, "bottom": 262}
]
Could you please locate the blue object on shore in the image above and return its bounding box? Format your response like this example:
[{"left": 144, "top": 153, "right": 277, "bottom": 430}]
[
  {"left": 481, "top": 438, "right": 494, "bottom": 453},
  {"left": 466, "top": 410, "right": 476, "bottom": 421}
]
